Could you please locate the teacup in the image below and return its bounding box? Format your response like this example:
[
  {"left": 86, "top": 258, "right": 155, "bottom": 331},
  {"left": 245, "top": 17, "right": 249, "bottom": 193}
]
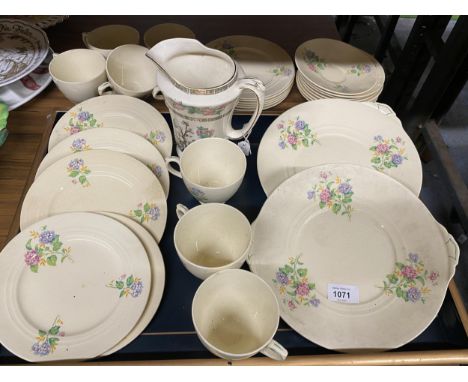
[
  {"left": 144, "top": 23, "right": 195, "bottom": 48},
  {"left": 166, "top": 137, "right": 246, "bottom": 203},
  {"left": 192, "top": 269, "right": 288, "bottom": 361},
  {"left": 82, "top": 25, "right": 140, "bottom": 58},
  {"left": 174, "top": 203, "right": 252, "bottom": 280},
  {"left": 49, "top": 49, "right": 107, "bottom": 103},
  {"left": 98, "top": 44, "right": 159, "bottom": 98}
]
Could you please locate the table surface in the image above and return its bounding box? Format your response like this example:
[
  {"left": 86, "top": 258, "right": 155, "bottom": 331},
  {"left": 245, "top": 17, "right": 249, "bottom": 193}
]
[{"left": 0, "top": 15, "right": 467, "bottom": 365}]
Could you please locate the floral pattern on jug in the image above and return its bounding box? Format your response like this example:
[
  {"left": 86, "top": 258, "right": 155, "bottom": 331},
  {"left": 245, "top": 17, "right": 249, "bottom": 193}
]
[
  {"left": 129, "top": 202, "right": 160, "bottom": 223},
  {"left": 145, "top": 130, "right": 166, "bottom": 147},
  {"left": 70, "top": 138, "right": 91, "bottom": 152},
  {"left": 24, "top": 226, "right": 72, "bottom": 273},
  {"left": 273, "top": 256, "right": 320, "bottom": 311},
  {"left": 173, "top": 119, "right": 196, "bottom": 151},
  {"left": 167, "top": 99, "right": 229, "bottom": 117},
  {"left": 380, "top": 253, "right": 439, "bottom": 304},
  {"left": 307, "top": 171, "right": 354, "bottom": 219},
  {"left": 106, "top": 274, "right": 143, "bottom": 298},
  {"left": 32, "top": 316, "right": 65, "bottom": 356},
  {"left": 277, "top": 116, "right": 318, "bottom": 150},
  {"left": 303, "top": 49, "right": 326, "bottom": 73},
  {"left": 64, "top": 108, "right": 102, "bottom": 135},
  {"left": 370, "top": 135, "right": 408, "bottom": 172},
  {"left": 67, "top": 158, "right": 91, "bottom": 187}
]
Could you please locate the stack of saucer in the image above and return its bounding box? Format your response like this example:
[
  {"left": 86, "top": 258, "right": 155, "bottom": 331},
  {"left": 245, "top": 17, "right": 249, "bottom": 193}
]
[
  {"left": 295, "top": 38, "right": 385, "bottom": 102},
  {"left": 207, "top": 35, "right": 295, "bottom": 111}
]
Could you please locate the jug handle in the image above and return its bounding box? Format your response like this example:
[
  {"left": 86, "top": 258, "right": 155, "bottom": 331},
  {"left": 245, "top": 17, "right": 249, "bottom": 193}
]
[{"left": 225, "top": 78, "right": 265, "bottom": 141}]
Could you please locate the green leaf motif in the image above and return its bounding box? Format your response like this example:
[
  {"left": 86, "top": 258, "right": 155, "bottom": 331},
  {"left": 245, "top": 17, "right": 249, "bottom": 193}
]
[
  {"left": 38, "top": 329, "right": 47, "bottom": 337},
  {"left": 133, "top": 210, "right": 142, "bottom": 217},
  {"left": 143, "top": 203, "right": 150, "bottom": 212},
  {"left": 48, "top": 326, "right": 60, "bottom": 335},
  {"left": 26, "top": 239, "right": 32, "bottom": 250},
  {"left": 47, "top": 255, "right": 57, "bottom": 266},
  {"left": 297, "top": 268, "right": 307, "bottom": 277},
  {"left": 115, "top": 281, "right": 124, "bottom": 290},
  {"left": 69, "top": 170, "right": 79, "bottom": 178},
  {"left": 48, "top": 337, "right": 59, "bottom": 346},
  {"left": 79, "top": 175, "right": 87, "bottom": 185},
  {"left": 284, "top": 265, "right": 293, "bottom": 274},
  {"left": 126, "top": 275, "right": 134, "bottom": 287},
  {"left": 332, "top": 203, "right": 341, "bottom": 214},
  {"left": 30, "top": 264, "right": 38, "bottom": 273},
  {"left": 119, "top": 290, "right": 126, "bottom": 298}
]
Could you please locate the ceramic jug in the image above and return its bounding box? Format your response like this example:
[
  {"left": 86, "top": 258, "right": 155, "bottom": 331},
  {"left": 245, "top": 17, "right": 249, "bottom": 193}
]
[{"left": 146, "top": 39, "right": 265, "bottom": 153}]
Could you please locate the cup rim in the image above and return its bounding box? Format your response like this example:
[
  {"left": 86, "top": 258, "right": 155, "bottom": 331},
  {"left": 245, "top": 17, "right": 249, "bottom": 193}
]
[
  {"left": 179, "top": 138, "right": 247, "bottom": 190},
  {"left": 49, "top": 49, "right": 106, "bottom": 85},
  {"left": 191, "top": 269, "right": 280, "bottom": 358},
  {"left": 143, "top": 23, "right": 195, "bottom": 48},
  {"left": 173, "top": 203, "right": 252, "bottom": 272}
]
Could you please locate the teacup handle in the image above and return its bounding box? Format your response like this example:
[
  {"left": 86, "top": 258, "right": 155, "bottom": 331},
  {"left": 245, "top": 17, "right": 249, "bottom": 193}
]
[
  {"left": 98, "top": 82, "right": 114, "bottom": 96},
  {"left": 152, "top": 85, "right": 164, "bottom": 101},
  {"left": 176, "top": 204, "right": 189, "bottom": 220},
  {"left": 260, "top": 339, "right": 288, "bottom": 361},
  {"left": 165, "top": 156, "right": 182, "bottom": 178},
  {"left": 82, "top": 32, "right": 91, "bottom": 49},
  {"left": 225, "top": 78, "right": 265, "bottom": 140}
]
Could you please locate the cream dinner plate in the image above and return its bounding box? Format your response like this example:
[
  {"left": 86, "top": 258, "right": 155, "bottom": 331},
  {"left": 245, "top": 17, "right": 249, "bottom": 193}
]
[
  {"left": 37, "top": 128, "right": 170, "bottom": 199},
  {"left": 0, "top": 212, "right": 151, "bottom": 362},
  {"left": 98, "top": 213, "right": 165, "bottom": 356},
  {"left": 21, "top": 150, "right": 167, "bottom": 242},
  {"left": 295, "top": 39, "right": 384, "bottom": 96},
  {"left": 257, "top": 99, "right": 422, "bottom": 196},
  {"left": 48, "top": 95, "right": 173, "bottom": 158},
  {"left": 207, "top": 36, "right": 295, "bottom": 105},
  {"left": 248, "top": 164, "right": 459, "bottom": 351}
]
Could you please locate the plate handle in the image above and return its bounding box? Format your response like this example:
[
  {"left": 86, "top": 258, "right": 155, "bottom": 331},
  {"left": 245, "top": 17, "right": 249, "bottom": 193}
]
[
  {"left": 176, "top": 204, "right": 189, "bottom": 220},
  {"left": 438, "top": 224, "right": 460, "bottom": 279},
  {"left": 259, "top": 339, "right": 288, "bottom": 361}
]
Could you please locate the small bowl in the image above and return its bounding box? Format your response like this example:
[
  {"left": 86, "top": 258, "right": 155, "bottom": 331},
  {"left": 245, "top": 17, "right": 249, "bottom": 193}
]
[
  {"left": 82, "top": 25, "right": 140, "bottom": 58},
  {"left": 174, "top": 203, "right": 252, "bottom": 280},
  {"left": 144, "top": 23, "right": 195, "bottom": 48}
]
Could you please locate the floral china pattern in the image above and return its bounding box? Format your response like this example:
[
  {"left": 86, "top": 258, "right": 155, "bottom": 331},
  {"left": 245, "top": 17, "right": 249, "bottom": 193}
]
[
  {"left": 67, "top": 158, "right": 91, "bottom": 187},
  {"left": 173, "top": 119, "right": 215, "bottom": 151},
  {"left": 380, "top": 253, "right": 439, "bottom": 304},
  {"left": 190, "top": 187, "right": 208, "bottom": 203},
  {"left": 307, "top": 171, "right": 354, "bottom": 219},
  {"left": 24, "top": 226, "right": 72, "bottom": 273},
  {"left": 195, "top": 126, "right": 215, "bottom": 139},
  {"left": 32, "top": 316, "right": 65, "bottom": 356},
  {"left": 64, "top": 108, "right": 102, "bottom": 136},
  {"left": 270, "top": 66, "right": 293, "bottom": 77},
  {"left": 273, "top": 255, "right": 320, "bottom": 311},
  {"left": 303, "top": 49, "right": 326, "bottom": 73},
  {"left": 69, "top": 138, "right": 91, "bottom": 153},
  {"left": 106, "top": 274, "right": 143, "bottom": 298},
  {"left": 370, "top": 135, "right": 408, "bottom": 172},
  {"left": 347, "top": 63, "right": 373, "bottom": 76},
  {"left": 147, "top": 164, "right": 163, "bottom": 179},
  {"left": 277, "top": 116, "right": 318, "bottom": 150},
  {"left": 129, "top": 202, "right": 160, "bottom": 223},
  {"left": 145, "top": 130, "right": 166, "bottom": 147},
  {"left": 168, "top": 99, "right": 228, "bottom": 117}
]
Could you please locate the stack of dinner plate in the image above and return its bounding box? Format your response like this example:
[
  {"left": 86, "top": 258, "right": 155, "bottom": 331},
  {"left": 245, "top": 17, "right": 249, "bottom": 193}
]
[
  {"left": 0, "top": 19, "right": 53, "bottom": 111},
  {"left": 295, "top": 39, "right": 385, "bottom": 102},
  {"left": 0, "top": 94, "right": 172, "bottom": 362},
  {"left": 207, "top": 35, "right": 295, "bottom": 111}
]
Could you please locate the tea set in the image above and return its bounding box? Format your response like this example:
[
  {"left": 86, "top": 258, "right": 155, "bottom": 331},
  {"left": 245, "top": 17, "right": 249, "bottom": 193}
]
[{"left": 0, "top": 20, "right": 460, "bottom": 363}]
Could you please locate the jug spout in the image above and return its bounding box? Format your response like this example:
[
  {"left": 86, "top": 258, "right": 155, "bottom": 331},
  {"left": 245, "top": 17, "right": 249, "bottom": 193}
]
[{"left": 145, "top": 38, "right": 237, "bottom": 91}]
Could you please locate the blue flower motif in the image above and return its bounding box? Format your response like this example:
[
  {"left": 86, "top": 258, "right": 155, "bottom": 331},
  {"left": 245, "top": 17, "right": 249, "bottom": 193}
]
[
  {"left": 407, "top": 287, "right": 421, "bottom": 302},
  {"left": 374, "top": 135, "right": 383, "bottom": 142},
  {"left": 72, "top": 138, "right": 86, "bottom": 151},
  {"left": 77, "top": 111, "right": 90, "bottom": 122},
  {"left": 276, "top": 271, "right": 289, "bottom": 285},
  {"left": 131, "top": 280, "right": 143, "bottom": 297},
  {"left": 338, "top": 182, "right": 352, "bottom": 195},
  {"left": 32, "top": 341, "right": 51, "bottom": 356},
  {"left": 295, "top": 120, "right": 306, "bottom": 130},
  {"left": 392, "top": 154, "right": 403, "bottom": 165},
  {"left": 149, "top": 207, "right": 160, "bottom": 221},
  {"left": 278, "top": 141, "right": 286, "bottom": 150},
  {"left": 310, "top": 298, "right": 320, "bottom": 307},
  {"left": 409, "top": 253, "right": 419, "bottom": 263},
  {"left": 39, "top": 230, "right": 56, "bottom": 244},
  {"left": 68, "top": 158, "right": 84, "bottom": 170},
  {"left": 307, "top": 190, "right": 315, "bottom": 200}
]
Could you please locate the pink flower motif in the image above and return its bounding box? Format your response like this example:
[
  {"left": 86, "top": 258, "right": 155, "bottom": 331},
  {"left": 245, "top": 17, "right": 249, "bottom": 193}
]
[
  {"left": 320, "top": 188, "right": 331, "bottom": 203},
  {"left": 308, "top": 64, "right": 316, "bottom": 72},
  {"left": 24, "top": 250, "right": 40, "bottom": 266},
  {"left": 288, "top": 300, "right": 296, "bottom": 310},
  {"left": 376, "top": 143, "right": 389, "bottom": 153},
  {"left": 296, "top": 282, "right": 310, "bottom": 297},
  {"left": 319, "top": 171, "right": 328, "bottom": 180},
  {"left": 69, "top": 126, "right": 80, "bottom": 135},
  {"left": 277, "top": 123, "right": 284, "bottom": 130},
  {"left": 429, "top": 271, "right": 439, "bottom": 283},
  {"left": 59, "top": 332, "right": 65, "bottom": 337},
  {"left": 401, "top": 266, "right": 417, "bottom": 280},
  {"left": 396, "top": 137, "right": 402, "bottom": 143},
  {"left": 287, "top": 134, "right": 297, "bottom": 145}
]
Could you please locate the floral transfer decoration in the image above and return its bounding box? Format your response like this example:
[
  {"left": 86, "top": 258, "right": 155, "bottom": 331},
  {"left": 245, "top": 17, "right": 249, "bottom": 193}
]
[
  {"left": 277, "top": 116, "right": 318, "bottom": 150},
  {"left": 32, "top": 316, "right": 65, "bottom": 356},
  {"left": 147, "top": 164, "right": 163, "bottom": 179},
  {"left": 24, "top": 226, "right": 72, "bottom": 273},
  {"left": 347, "top": 63, "right": 373, "bottom": 76},
  {"left": 70, "top": 138, "right": 91, "bottom": 153},
  {"left": 380, "top": 253, "right": 439, "bottom": 304},
  {"left": 145, "top": 130, "right": 166, "bottom": 147},
  {"left": 303, "top": 49, "right": 326, "bottom": 73},
  {"left": 67, "top": 158, "right": 91, "bottom": 187},
  {"left": 307, "top": 171, "right": 354, "bottom": 219},
  {"left": 64, "top": 108, "right": 102, "bottom": 136},
  {"left": 270, "top": 66, "right": 293, "bottom": 77},
  {"left": 273, "top": 255, "right": 320, "bottom": 311},
  {"left": 129, "top": 202, "right": 160, "bottom": 223},
  {"left": 168, "top": 99, "right": 228, "bottom": 116},
  {"left": 370, "top": 135, "right": 408, "bottom": 172},
  {"left": 195, "top": 126, "right": 215, "bottom": 138},
  {"left": 190, "top": 187, "right": 208, "bottom": 203},
  {"left": 106, "top": 274, "right": 143, "bottom": 298}
]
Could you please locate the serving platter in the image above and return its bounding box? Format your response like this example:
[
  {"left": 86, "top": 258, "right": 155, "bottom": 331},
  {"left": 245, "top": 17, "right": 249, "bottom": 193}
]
[
  {"left": 37, "top": 128, "right": 170, "bottom": 198},
  {"left": 0, "top": 19, "right": 50, "bottom": 87},
  {"left": 48, "top": 95, "right": 173, "bottom": 158},
  {"left": 0, "top": 212, "right": 151, "bottom": 362},
  {"left": 20, "top": 150, "right": 167, "bottom": 242},
  {"left": 248, "top": 164, "right": 459, "bottom": 351},
  {"left": 0, "top": 49, "right": 53, "bottom": 111},
  {"left": 257, "top": 99, "right": 422, "bottom": 196}
]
